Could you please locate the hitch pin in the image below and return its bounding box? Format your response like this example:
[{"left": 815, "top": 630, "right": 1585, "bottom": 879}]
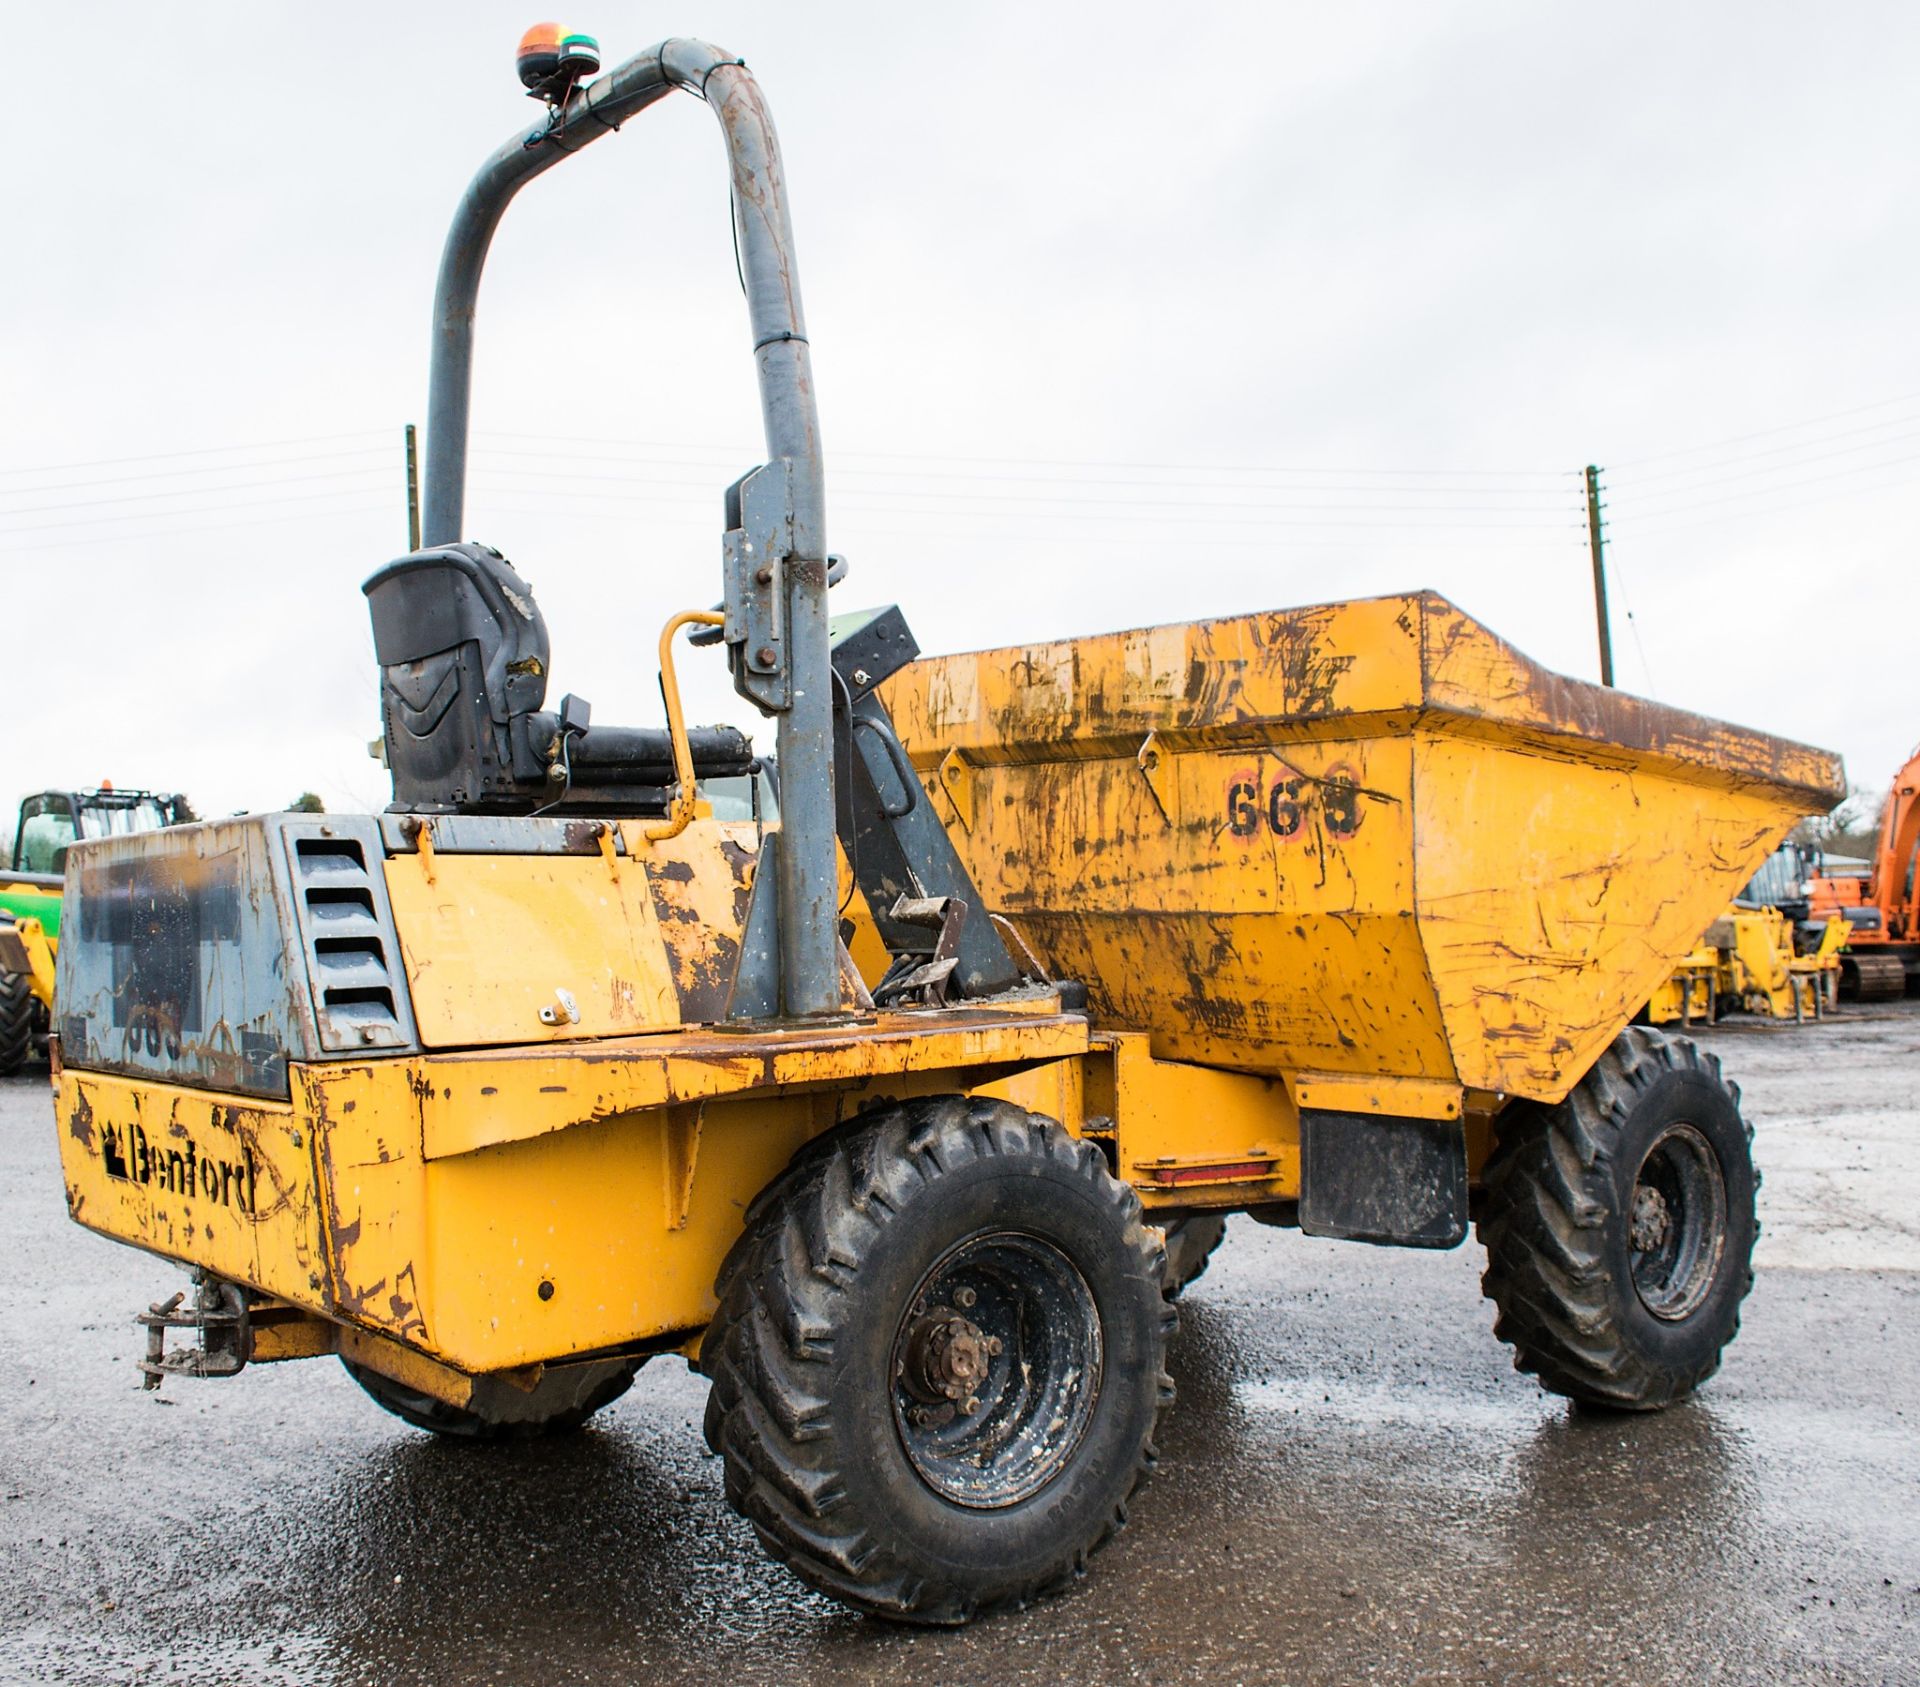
[{"left": 140, "top": 1291, "right": 186, "bottom": 1392}]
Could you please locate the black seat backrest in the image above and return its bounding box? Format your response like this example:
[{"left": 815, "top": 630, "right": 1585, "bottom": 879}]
[
  {"left": 363, "top": 542, "right": 757, "bottom": 815},
  {"left": 364, "top": 544, "right": 551, "bottom": 811}
]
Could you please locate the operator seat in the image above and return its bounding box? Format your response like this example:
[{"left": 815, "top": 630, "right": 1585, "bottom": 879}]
[{"left": 364, "top": 543, "right": 753, "bottom": 814}]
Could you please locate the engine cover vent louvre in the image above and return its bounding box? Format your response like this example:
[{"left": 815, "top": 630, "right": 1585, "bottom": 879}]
[{"left": 282, "top": 818, "right": 419, "bottom": 1054}]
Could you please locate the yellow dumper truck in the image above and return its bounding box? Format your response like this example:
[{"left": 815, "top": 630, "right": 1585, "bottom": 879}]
[{"left": 50, "top": 33, "right": 1842, "bottom": 1625}]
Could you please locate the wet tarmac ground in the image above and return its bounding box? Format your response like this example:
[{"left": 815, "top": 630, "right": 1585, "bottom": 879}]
[{"left": 2, "top": 1007, "right": 1916, "bottom": 1686}]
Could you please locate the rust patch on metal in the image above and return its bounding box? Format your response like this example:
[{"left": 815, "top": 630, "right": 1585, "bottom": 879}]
[
  {"left": 67, "top": 1087, "right": 95, "bottom": 1149},
  {"left": 647, "top": 841, "right": 754, "bottom": 1025}
]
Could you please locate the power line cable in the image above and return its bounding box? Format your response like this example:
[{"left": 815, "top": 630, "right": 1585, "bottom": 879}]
[
  {"left": 467, "top": 468, "right": 1582, "bottom": 522},
  {"left": 0, "top": 429, "right": 390, "bottom": 482},
  {"left": 1608, "top": 450, "right": 1920, "bottom": 528},
  {"left": 470, "top": 447, "right": 1576, "bottom": 503},
  {"left": 1607, "top": 389, "right": 1920, "bottom": 471},
  {"left": 0, "top": 445, "right": 392, "bottom": 500},
  {"left": 1611, "top": 421, "right": 1920, "bottom": 508},
  {"left": 1614, "top": 410, "right": 1920, "bottom": 491},
  {"left": 471, "top": 489, "right": 1586, "bottom": 539},
  {"left": 0, "top": 484, "right": 406, "bottom": 539},
  {"left": 473, "top": 428, "right": 1577, "bottom": 482},
  {"left": 471, "top": 487, "right": 1582, "bottom": 530},
  {"left": 1603, "top": 466, "right": 1919, "bottom": 541},
  {"left": 0, "top": 464, "right": 395, "bottom": 521},
  {"left": 0, "top": 500, "right": 395, "bottom": 557}
]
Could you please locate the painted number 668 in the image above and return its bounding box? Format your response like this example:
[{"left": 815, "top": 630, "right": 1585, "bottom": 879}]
[{"left": 1225, "top": 763, "right": 1362, "bottom": 841}]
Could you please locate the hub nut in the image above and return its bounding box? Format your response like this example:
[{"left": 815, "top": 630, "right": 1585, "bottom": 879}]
[{"left": 1630, "top": 1184, "right": 1672, "bottom": 1253}]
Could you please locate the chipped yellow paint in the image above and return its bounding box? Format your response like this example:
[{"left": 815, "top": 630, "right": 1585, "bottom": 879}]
[
  {"left": 338, "top": 1326, "right": 481, "bottom": 1408},
  {"left": 60, "top": 1005, "right": 1272, "bottom": 1376},
  {"left": 1411, "top": 731, "right": 1810, "bottom": 1094},
  {"left": 938, "top": 748, "right": 975, "bottom": 831},
  {"left": 54, "top": 1070, "right": 328, "bottom": 1300},
  {"left": 885, "top": 590, "right": 1844, "bottom": 1105},
  {"left": 390, "top": 1006, "right": 1090, "bottom": 1162},
  {"left": 248, "top": 1305, "right": 340, "bottom": 1363},
  {"left": 619, "top": 818, "right": 762, "bottom": 1022},
  {"left": 289, "top": 1012, "right": 1095, "bottom": 1371}
]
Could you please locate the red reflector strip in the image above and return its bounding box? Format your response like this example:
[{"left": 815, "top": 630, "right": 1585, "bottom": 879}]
[{"left": 1149, "top": 1159, "right": 1276, "bottom": 1186}]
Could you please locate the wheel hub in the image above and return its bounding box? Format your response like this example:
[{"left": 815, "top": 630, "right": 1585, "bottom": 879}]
[
  {"left": 900, "top": 1305, "right": 1000, "bottom": 1412},
  {"left": 1628, "top": 1121, "right": 1729, "bottom": 1321},
  {"left": 889, "top": 1230, "right": 1103, "bottom": 1509}
]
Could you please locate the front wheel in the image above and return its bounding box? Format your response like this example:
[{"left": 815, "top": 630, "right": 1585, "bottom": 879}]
[
  {"left": 1478, "top": 1027, "right": 1756, "bottom": 1410},
  {"left": 0, "top": 969, "right": 34, "bottom": 1077},
  {"left": 700, "top": 1096, "right": 1175, "bottom": 1624}
]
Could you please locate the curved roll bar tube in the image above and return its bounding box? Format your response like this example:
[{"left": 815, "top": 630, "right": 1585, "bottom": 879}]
[{"left": 421, "top": 38, "right": 839, "bottom": 1020}]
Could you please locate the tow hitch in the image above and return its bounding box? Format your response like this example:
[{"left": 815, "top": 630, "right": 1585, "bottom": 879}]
[{"left": 135, "top": 1273, "right": 249, "bottom": 1390}]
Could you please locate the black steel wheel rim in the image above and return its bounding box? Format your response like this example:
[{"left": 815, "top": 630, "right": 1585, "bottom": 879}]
[
  {"left": 889, "top": 1229, "right": 1103, "bottom": 1509},
  {"left": 1628, "top": 1122, "right": 1728, "bottom": 1320}
]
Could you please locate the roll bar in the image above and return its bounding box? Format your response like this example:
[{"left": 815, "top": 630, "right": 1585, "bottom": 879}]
[{"left": 421, "top": 37, "right": 839, "bottom": 1020}]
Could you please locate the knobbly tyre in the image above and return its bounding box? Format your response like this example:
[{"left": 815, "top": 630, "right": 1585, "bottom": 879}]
[{"left": 50, "top": 27, "right": 1843, "bottom": 1625}]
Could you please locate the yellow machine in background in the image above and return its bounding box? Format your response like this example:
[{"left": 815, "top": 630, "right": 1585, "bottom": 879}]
[
  {"left": 0, "top": 901, "right": 56, "bottom": 1073},
  {"left": 1647, "top": 906, "right": 1845, "bottom": 1026},
  {"left": 46, "top": 30, "right": 1845, "bottom": 1628}
]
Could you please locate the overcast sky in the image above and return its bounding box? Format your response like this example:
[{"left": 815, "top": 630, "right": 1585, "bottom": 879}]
[{"left": 4, "top": 2, "right": 1916, "bottom": 826}]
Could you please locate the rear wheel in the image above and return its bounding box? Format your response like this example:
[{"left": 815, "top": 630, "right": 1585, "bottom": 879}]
[
  {"left": 1478, "top": 1027, "right": 1755, "bottom": 1410},
  {"left": 0, "top": 969, "right": 33, "bottom": 1077},
  {"left": 1161, "top": 1214, "right": 1228, "bottom": 1298},
  {"left": 700, "top": 1096, "right": 1175, "bottom": 1624},
  {"left": 342, "top": 1355, "right": 641, "bottom": 1441}
]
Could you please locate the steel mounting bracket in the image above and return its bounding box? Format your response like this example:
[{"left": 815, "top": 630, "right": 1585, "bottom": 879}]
[{"left": 721, "top": 459, "right": 796, "bottom": 713}]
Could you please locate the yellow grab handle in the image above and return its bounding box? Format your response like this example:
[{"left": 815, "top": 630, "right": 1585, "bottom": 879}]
[{"left": 645, "top": 610, "right": 728, "bottom": 842}]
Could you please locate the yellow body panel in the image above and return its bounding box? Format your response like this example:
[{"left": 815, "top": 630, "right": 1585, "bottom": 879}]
[
  {"left": 885, "top": 591, "right": 1844, "bottom": 1104},
  {"left": 1090, "top": 1032, "right": 1298, "bottom": 1209},
  {"left": 385, "top": 850, "right": 681, "bottom": 1046},
  {"left": 1646, "top": 948, "right": 1719, "bottom": 1026},
  {"left": 57, "top": 1072, "right": 328, "bottom": 1293},
  {"left": 1411, "top": 732, "right": 1804, "bottom": 1092},
  {"left": 1293, "top": 1072, "right": 1464, "bottom": 1120},
  {"left": 57, "top": 1006, "right": 1305, "bottom": 1375}
]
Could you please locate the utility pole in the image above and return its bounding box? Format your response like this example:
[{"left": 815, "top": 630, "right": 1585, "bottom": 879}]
[
  {"left": 405, "top": 423, "right": 421, "bottom": 551},
  {"left": 1584, "top": 463, "right": 1614, "bottom": 688}
]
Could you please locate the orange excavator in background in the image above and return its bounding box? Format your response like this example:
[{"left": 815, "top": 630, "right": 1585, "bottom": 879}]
[{"left": 1808, "top": 743, "right": 1920, "bottom": 999}]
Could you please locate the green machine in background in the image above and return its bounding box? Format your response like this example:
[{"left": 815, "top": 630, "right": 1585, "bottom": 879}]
[{"left": 1, "top": 787, "right": 191, "bottom": 1073}]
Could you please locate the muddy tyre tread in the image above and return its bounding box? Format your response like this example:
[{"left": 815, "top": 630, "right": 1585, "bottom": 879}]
[
  {"left": 342, "top": 1357, "right": 638, "bottom": 1442},
  {"left": 700, "top": 1096, "right": 1176, "bottom": 1625},
  {"left": 1478, "top": 1027, "right": 1754, "bottom": 1410},
  {"left": 0, "top": 969, "right": 33, "bottom": 1078}
]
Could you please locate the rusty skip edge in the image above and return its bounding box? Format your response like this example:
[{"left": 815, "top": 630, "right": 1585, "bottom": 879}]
[{"left": 891, "top": 591, "right": 1845, "bottom": 809}]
